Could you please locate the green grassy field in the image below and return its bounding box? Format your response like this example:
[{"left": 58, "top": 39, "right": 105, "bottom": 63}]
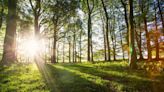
[
  {"left": 0, "top": 61, "right": 164, "bottom": 92},
  {"left": 0, "top": 64, "right": 49, "bottom": 92}
]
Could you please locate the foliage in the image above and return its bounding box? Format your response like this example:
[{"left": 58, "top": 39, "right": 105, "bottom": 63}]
[{"left": 138, "top": 61, "right": 164, "bottom": 73}]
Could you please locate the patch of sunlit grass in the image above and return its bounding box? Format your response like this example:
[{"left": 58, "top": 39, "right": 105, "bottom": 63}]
[
  {"left": 48, "top": 61, "right": 164, "bottom": 92},
  {"left": 1, "top": 61, "right": 163, "bottom": 92},
  {"left": 54, "top": 65, "right": 109, "bottom": 86},
  {"left": 0, "top": 64, "right": 50, "bottom": 92}
]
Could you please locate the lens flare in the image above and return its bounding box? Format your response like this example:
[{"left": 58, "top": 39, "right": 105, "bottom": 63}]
[
  {"left": 18, "top": 37, "right": 44, "bottom": 58},
  {"left": 23, "top": 39, "right": 39, "bottom": 57}
]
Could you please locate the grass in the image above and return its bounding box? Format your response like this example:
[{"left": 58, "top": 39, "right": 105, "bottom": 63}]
[
  {"left": 0, "top": 61, "right": 164, "bottom": 92},
  {"left": 0, "top": 63, "right": 50, "bottom": 92}
]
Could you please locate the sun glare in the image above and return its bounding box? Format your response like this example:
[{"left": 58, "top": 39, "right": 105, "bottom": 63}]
[
  {"left": 23, "top": 39, "right": 39, "bottom": 57},
  {"left": 18, "top": 37, "right": 44, "bottom": 58}
]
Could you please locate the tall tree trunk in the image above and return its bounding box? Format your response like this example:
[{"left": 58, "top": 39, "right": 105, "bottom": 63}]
[
  {"left": 119, "top": 29, "right": 125, "bottom": 60},
  {"left": 139, "top": 0, "right": 152, "bottom": 61},
  {"left": 75, "top": 34, "right": 77, "bottom": 63},
  {"left": 62, "top": 40, "right": 65, "bottom": 63},
  {"left": 69, "top": 41, "right": 71, "bottom": 63},
  {"left": 73, "top": 31, "right": 76, "bottom": 63},
  {"left": 79, "top": 30, "right": 82, "bottom": 63},
  {"left": 91, "top": 37, "right": 94, "bottom": 62},
  {"left": 144, "top": 18, "right": 152, "bottom": 61},
  {"left": 29, "top": 0, "right": 41, "bottom": 37},
  {"left": 87, "top": 12, "right": 91, "bottom": 62},
  {"left": 121, "top": 0, "right": 129, "bottom": 44},
  {"left": 86, "top": 0, "right": 94, "bottom": 62},
  {"left": 56, "top": 43, "right": 59, "bottom": 63},
  {"left": 34, "top": 15, "right": 40, "bottom": 36},
  {"left": 87, "top": 0, "right": 90, "bottom": 62},
  {"left": 121, "top": 0, "right": 130, "bottom": 60},
  {"left": 111, "top": 33, "right": 116, "bottom": 61},
  {"left": 154, "top": 3, "right": 159, "bottom": 60},
  {"left": 29, "top": 0, "right": 41, "bottom": 64},
  {"left": 113, "top": 33, "right": 116, "bottom": 61},
  {"left": 102, "top": 22, "right": 107, "bottom": 61},
  {"left": 52, "top": 25, "right": 57, "bottom": 63},
  {"left": 138, "top": 24, "right": 144, "bottom": 60},
  {"left": 106, "top": 19, "right": 111, "bottom": 61},
  {"left": 134, "top": 22, "right": 139, "bottom": 60},
  {"left": 128, "top": 0, "right": 137, "bottom": 69},
  {"left": 142, "top": 12, "right": 152, "bottom": 61},
  {"left": 101, "top": 0, "right": 110, "bottom": 61},
  {"left": 1, "top": 0, "right": 17, "bottom": 65},
  {"left": 157, "top": 0, "right": 164, "bottom": 34}
]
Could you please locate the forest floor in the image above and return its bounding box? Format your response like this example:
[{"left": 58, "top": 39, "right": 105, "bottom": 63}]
[{"left": 0, "top": 61, "right": 164, "bottom": 92}]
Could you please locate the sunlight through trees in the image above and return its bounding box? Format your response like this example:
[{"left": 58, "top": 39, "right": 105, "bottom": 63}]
[{"left": 0, "top": 0, "right": 164, "bottom": 91}]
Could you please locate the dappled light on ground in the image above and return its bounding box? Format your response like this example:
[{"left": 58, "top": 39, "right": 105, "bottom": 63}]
[
  {"left": 0, "top": 61, "right": 164, "bottom": 92},
  {"left": 35, "top": 55, "right": 60, "bottom": 92},
  {"left": 43, "top": 61, "right": 164, "bottom": 92},
  {"left": 0, "top": 63, "right": 49, "bottom": 92}
]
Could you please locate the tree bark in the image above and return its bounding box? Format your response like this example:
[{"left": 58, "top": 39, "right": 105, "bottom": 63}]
[
  {"left": 144, "top": 18, "right": 152, "bottom": 61},
  {"left": 139, "top": 0, "right": 152, "bottom": 61},
  {"left": 138, "top": 24, "right": 144, "bottom": 60},
  {"left": 102, "top": 21, "right": 107, "bottom": 61},
  {"left": 154, "top": 4, "right": 159, "bottom": 60},
  {"left": 69, "top": 41, "right": 71, "bottom": 63},
  {"left": 141, "top": 12, "right": 152, "bottom": 61},
  {"left": 1, "top": 0, "right": 17, "bottom": 65},
  {"left": 121, "top": 0, "right": 129, "bottom": 44},
  {"left": 91, "top": 37, "right": 94, "bottom": 62},
  {"left": 157, "top": 0, "right": 164, "bottom": 34},
  {"left": 128, "top": 0, "right": 137, "bottom": 69},
  {"left": 113, "top": 32, "right": 116, "bottom": 61},
  {"left": 29, "top": 0, "right": 41, "bottom": 37},
  {"left": 62, "top": 40, "right": 65, "bottom": 63},
  {"left": 119, "top": 29, "right": 125, "bottom": 60},
  {"left": 73, "top": 31, "right": 76, "bottom": 63},
  {"left": 101, "top": 0, "right": 111, "bottom": 61},
  {"left": 86, "top": 0, "right": 94, "bottom": 62},
  {"left": 87, "top": 12, "right": 91, "bottom": 62},
  {"left": 51, "top": 25, "right": 57, "bottom": 63},
  {"left": 79, "top": 30, "right": 82, "bottom": 63},
  {"left": 74, "top": 32, "right": 77, "bottom": 63}
]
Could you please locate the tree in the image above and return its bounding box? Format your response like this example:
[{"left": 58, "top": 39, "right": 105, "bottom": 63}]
[
  {"left": 100, "top": 11, "right": 107, "bottom": 61},
  {"left": 1, "top": 0, "right": 17, "bottom": 65},
  {"left": 139, "top": 0, "right": 152, "bottom": 61},
  {"left": 101, "top": 0, "right": 111, "bottom": 61},
  {"left": 128, "top": 0, "right": 137, "bottom": 68},
  {"left": 46, "top": 0, "right": 78, "bottom": 63},
  {"left": 67, "top": 36, "right": 71, "bottom": 63},
  {"left": 157, "top": 0, "right": 164, "bottom": 34},
  {"left": 83, "top": 0, "right": 96, "bottom": 62},
  {"left": 119, "top": 26, "right": 125, "bottom": 60},
  {"left": 120, "top": 0, "right": 129, "bottom": 45},
  {"left": 135, "top": 23, "right": 144, "bottom": 60},
  {"left": 154, "top": 2, "right": 160, "bottom": 60},
  {"left": 29, "top": 0, "right": 41, "bottom": 37}
]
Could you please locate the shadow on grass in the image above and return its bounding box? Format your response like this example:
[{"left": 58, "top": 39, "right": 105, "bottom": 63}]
[
  {"left": 41, "top": 64, "right": 115, "bottom": 92},
  {"left": 55, "top": 63, "right": 164, "bottom": 92}
]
